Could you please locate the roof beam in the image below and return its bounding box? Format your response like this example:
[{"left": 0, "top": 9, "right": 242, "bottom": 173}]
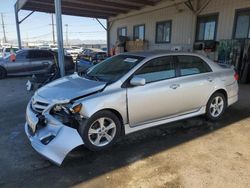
[
  {"left": 23, "top": 5, "right": 110, "bottom": 19},
  {"left": 62, "top": 0, "right": 141, "bottom": 11},
  {"left": 27, "top": 0, "right": 123, "bottom": 15},
  {"left": 102, "top": 0, "right": 157, "bottom": 6}
]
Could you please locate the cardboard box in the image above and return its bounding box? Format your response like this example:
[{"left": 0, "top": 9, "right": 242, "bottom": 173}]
[{"left": 126, "top": 40, "right": 148, "bottom": 52}]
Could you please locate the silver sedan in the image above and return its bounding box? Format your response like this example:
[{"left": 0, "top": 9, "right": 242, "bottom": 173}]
[{"left": 25, "top": 51, "right": 239, "bottom": 165}]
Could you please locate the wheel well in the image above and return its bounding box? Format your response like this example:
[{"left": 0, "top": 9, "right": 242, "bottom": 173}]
[
  {"left": 0, "top": 66, "right": 7, "bottom": 76},
  {"left": 102, "top": 108, "right": 125, "bottom": 135},
  {"left": 0, "top": 66, "right": 6, "bottom": 72},
  {"left": 213, "top": 89, "right": 228, "bottom": 105}
]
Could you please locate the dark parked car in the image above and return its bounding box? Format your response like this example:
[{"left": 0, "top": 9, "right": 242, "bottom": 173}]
[
  {"left": 0, "top": 49, "right": 74, "bottom": 79},
  {"left": 77, "top": 48, "right": 107, "bottom": 64}
]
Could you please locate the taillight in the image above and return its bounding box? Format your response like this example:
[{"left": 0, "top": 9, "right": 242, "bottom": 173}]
[{"left": 234, "top": 72, "right": 239, "bottom": 81}]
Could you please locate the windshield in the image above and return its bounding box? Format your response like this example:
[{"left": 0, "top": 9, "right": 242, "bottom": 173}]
[
  {"left": 85, "top": 54, "right": 145, "bottom": 83},
  {"left": 5, "top": 48, "right": 19, "bottom": 53}
]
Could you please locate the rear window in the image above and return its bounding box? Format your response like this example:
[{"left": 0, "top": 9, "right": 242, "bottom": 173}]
[
  {"left": 4, "top": 48, "right": 18, "bottom": 53},
  {"left": 177, "top": 55, "right": 212, "bottom": 76}
]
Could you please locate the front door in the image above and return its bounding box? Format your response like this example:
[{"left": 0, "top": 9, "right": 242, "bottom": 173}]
[
  {"left": 6, "top": 50, "right": 30, "bottom": 74},
  {"left": 127, "top": 56, "right": 180, "bottom": 127}
]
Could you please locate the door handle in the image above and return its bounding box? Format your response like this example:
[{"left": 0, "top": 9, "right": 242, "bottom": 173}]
[
  {"left": 42, "top": 62, "right": 49, "bottom": 66},
  {"left": 207, "top": 77, "right": 214, "bottom": 82},
  {"left": 170, "top": 84, "right": 180, "bottom": 90}
]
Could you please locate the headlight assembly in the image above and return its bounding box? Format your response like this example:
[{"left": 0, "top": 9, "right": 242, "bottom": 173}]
[
  {"left": 52, "top": 104, "right": 70, "bottom": 114},
  {"left": 71, "top": 104, "right": 82, "bottom": 114},
  {"left": 52, "top": 103, "right": 82, "bottom": 114},
  {"left": 53, "top": 104, "right": 63, "bottom": 112}
]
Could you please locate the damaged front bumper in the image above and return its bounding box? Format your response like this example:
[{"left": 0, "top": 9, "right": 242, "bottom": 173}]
[{"left": 25, "top": 101, "right": 84, "bottom": 166}]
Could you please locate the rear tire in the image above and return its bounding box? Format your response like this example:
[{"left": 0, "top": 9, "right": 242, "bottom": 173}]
[
  {"left": 78, "top": 110, "right": 121, "bottom": 151},
  {"left": 0, "top": 67, "right": 7, "bottom": 79},
  {"left": 206, "top": 92, "right": 227, "bottom": 121}
]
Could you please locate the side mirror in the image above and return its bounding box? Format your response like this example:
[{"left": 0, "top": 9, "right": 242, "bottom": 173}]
[{"left": 130, "top": 76, "right": 146, "bottom": 86}]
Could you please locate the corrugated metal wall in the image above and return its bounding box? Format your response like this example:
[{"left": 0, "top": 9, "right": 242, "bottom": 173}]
[{"left": 109, "top": 0, "right": 250, "bottom": 51}]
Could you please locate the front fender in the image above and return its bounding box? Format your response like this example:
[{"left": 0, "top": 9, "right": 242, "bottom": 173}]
[{"left": 77, "top": 87, "right": 128, "bottom": 124}]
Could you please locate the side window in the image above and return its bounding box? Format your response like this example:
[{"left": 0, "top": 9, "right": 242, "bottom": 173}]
[
  {"left": 28, "top": 50, "right": 38, "bottom": 59},
  {"left": 16, "top": 51, "right": 29, "bottom": 61},
  {"left": 177, "top": 56, "right": 212, "bottom": 76},
  {"left": 29, "top": 50, "right": 53, "bottom": 59},
  {"left": 135, "top": 56, "right": 176, "bottom": 83},
  {"left": 42, "top": 51, "right": 54, "bottom": 59}
]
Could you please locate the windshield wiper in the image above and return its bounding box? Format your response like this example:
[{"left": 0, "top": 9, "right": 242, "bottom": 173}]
[{"left": 84, "top": 73, "right": 100, "bottom": 81}]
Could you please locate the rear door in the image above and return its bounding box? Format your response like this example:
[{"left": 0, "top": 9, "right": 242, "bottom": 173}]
[
  {"left": 29, "top": 50, "right": 54, "bottom": 74},
  {"left": 173, "top": 55, "right": 214, "bottom": 114}
]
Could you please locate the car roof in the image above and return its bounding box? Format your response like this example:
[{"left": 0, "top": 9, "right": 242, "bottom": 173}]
[
  {"left": 4, "top": 47, "right": 19, "bottom": 49},
  {"left": 123, "top": 50, "right": 204, "bottom": 58},
  {"left": 86, "top": 48, "right": 104, "bottom": 52},
  {"left": 19, "top": 49, "right": 51, "bottom": 52}
]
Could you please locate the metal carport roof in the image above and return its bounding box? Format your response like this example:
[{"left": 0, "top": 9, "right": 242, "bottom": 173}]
[{"left": 16, "top": 0, "right": 163, "bottom": 19}]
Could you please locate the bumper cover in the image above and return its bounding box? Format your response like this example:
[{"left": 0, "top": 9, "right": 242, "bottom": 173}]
[{"left": 25, "top": 102, "right": 84, "bottom": 166}]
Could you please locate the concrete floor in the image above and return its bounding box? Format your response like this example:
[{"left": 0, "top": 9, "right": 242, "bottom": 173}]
[{"left": 0, "top": 77, "right": 250, "bottom": 188}]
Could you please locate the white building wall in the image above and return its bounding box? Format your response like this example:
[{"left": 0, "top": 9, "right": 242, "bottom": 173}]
[{"left": 109, "top": 0, "right": 250, "bottom": 51}]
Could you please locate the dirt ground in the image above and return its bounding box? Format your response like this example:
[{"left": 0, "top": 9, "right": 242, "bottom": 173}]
[{"left": 0, "top": 77, "right": 249, "bottom": 188}]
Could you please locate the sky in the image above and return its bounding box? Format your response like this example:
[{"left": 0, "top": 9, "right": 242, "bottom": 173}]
[{"left": 0, "top": 0, "right": 107, "bottom": 43}]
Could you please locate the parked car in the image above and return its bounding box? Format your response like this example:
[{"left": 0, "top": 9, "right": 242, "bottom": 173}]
[
  {"left": 38, "top": 44, "right": 51, "bottom": 50},
  {"left": 25, "top": 51, "right": 238, "bottom": 165},
  {"left": 2, "top": 47, "right": 19, "bottom": 58},
  {"left": 71, "top": 46, "right": 82, "bottom": 54},
  {"left": 0, "top": 48, "right": 3, "bottom": 59},
  {"left": 51, "top": 47, "right": 71, "bottom": 56},
  {"left": 65, "top": 47, "right": 81, "bottom": 62},
  {"left": 0, "top": 49, "right": 74, "bottom": 79},
  {"left": 77, "top": 48, "right": 107, "bottom": 64},
  {"left": 101, "top": 47, "right": 107, "bottom": 53}
]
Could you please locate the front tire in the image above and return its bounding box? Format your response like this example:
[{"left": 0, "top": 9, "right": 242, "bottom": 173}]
[
  {"left": 206, "top": 92, "right": 227, "bottom": 121},
  {"left": 79, "top": 110, "right": 121, "bottom": 151},
  {"left": 0, "top": 67, "right": 7, "bottom": 79}
]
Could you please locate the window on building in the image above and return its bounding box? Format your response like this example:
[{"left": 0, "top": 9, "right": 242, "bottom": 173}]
[
  {"left": 156, "top": 21, "right": 172, "bottom": 43},
  {"left": 196, "top": 14, "right": 218, "bottom": 41},
  {"left": 234, "top": 9, "right": 250, "bottom": 39},
  {"left": 133, "top": 24, "right": 145, "bottom": 40},
  {"left": 177, "top": 56, "right": 212, "bottom": 76},
  {"left": 117, "top": 27, "right": 127, "bottom": 37},
  {"left": 135, "top": 56, "right": 176, "bottom": 83}
]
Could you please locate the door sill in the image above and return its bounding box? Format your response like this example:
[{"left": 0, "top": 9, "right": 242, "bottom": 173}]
[{"left": 124, "top": 107, "right": 206, "bottom": 135}]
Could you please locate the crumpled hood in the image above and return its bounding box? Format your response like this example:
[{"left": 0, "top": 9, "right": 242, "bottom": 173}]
[{"left": 36, "top": 73, "right": 106, "bottom": 102}]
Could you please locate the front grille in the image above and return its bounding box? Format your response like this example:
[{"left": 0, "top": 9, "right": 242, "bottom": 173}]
[{"left": 31, "top": 98, "right": 49, "bottom": 114}]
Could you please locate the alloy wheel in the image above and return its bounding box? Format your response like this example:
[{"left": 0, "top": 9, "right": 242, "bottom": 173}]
[
  {"left": 210, "top": 96, "right": 224, "bottom": 118},
  {"left": 88, "top": 117, "right": 116, "bottom": 147}
]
